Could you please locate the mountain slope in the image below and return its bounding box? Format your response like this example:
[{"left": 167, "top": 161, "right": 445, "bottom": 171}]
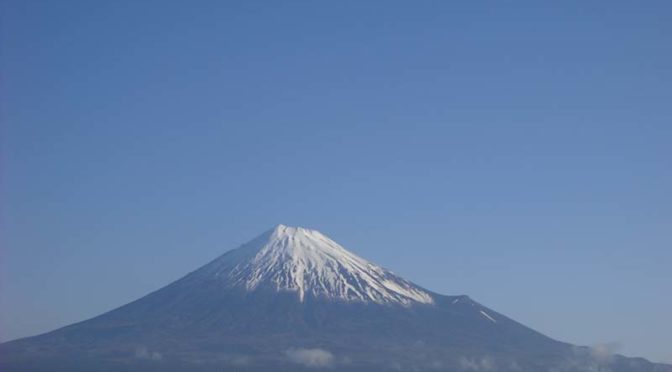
[{"left": 1, "top": 225, "right": 670, "bottom": 372}]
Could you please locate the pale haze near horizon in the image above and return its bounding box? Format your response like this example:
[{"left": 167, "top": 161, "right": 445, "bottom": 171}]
[{"left": 1, "top": 0, "right": 671, "bottom": 364}]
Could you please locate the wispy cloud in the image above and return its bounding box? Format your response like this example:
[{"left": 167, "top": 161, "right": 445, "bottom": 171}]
[
  {"left": 134, "top": 346, "right": 162, "bottom": 361},
  {"left": 286, "top": 347, "right": 334, "bottom": 367},
  {"left": 458, "top": 356, "right": 495, "bottom": 371},
  {"left": 591, "top": 342, "right": 622, "bottom": 363}
]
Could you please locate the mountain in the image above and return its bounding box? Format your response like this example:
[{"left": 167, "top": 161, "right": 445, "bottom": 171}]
[{"left": 1, "top": 225, "right": 669, "bottom": 372}]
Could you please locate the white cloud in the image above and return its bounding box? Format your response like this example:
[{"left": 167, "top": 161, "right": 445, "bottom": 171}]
[
  {"left": 286, "top": 347, "right": 334, "bottom": 368},
  {"left": 591, "top": 342, "right": 622, "bottom": 363},
  {"left": 134, "top": 346, "right": 162, "bottom": 361},
  {"left": 459, "top": 356, "right": 495, "bottom": 371}
]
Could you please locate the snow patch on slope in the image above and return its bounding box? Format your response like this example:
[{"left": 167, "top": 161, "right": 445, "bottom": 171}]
[{"left": 480, "top": 310, "right": 497, "bottom": 323}]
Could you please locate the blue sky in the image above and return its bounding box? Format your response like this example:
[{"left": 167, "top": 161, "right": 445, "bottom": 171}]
[{"left": 1, "top": 0, "right": 671, "bottom": 363}]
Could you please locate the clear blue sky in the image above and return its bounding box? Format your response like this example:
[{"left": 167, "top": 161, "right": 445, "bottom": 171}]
[{"left": 1, "top": 0, "right": 670, "bottom": 363}]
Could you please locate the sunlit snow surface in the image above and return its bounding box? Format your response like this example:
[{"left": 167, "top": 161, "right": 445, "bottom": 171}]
[
  {"left": 199, "top": 225, "right": 434, "bottom": 305},
  {"left": 480, "top": 310, "right": 497, "bottom": 323}
]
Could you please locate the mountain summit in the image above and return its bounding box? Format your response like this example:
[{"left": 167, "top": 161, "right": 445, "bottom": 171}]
[
  {"left": 196, "top": 224, "right": 433, "bottom": 305},
  {"left": 2, "top": 225, "right": 670, "bottom": 372}
]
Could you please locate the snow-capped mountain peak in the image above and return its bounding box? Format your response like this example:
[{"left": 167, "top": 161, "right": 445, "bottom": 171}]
[{"left": 198, "top": 224, "right": 434, "bottom": 305}]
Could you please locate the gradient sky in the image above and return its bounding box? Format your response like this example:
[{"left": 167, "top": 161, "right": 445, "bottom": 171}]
[{"left": 1, "top": 0, "right": 671, "bottom": 363}]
